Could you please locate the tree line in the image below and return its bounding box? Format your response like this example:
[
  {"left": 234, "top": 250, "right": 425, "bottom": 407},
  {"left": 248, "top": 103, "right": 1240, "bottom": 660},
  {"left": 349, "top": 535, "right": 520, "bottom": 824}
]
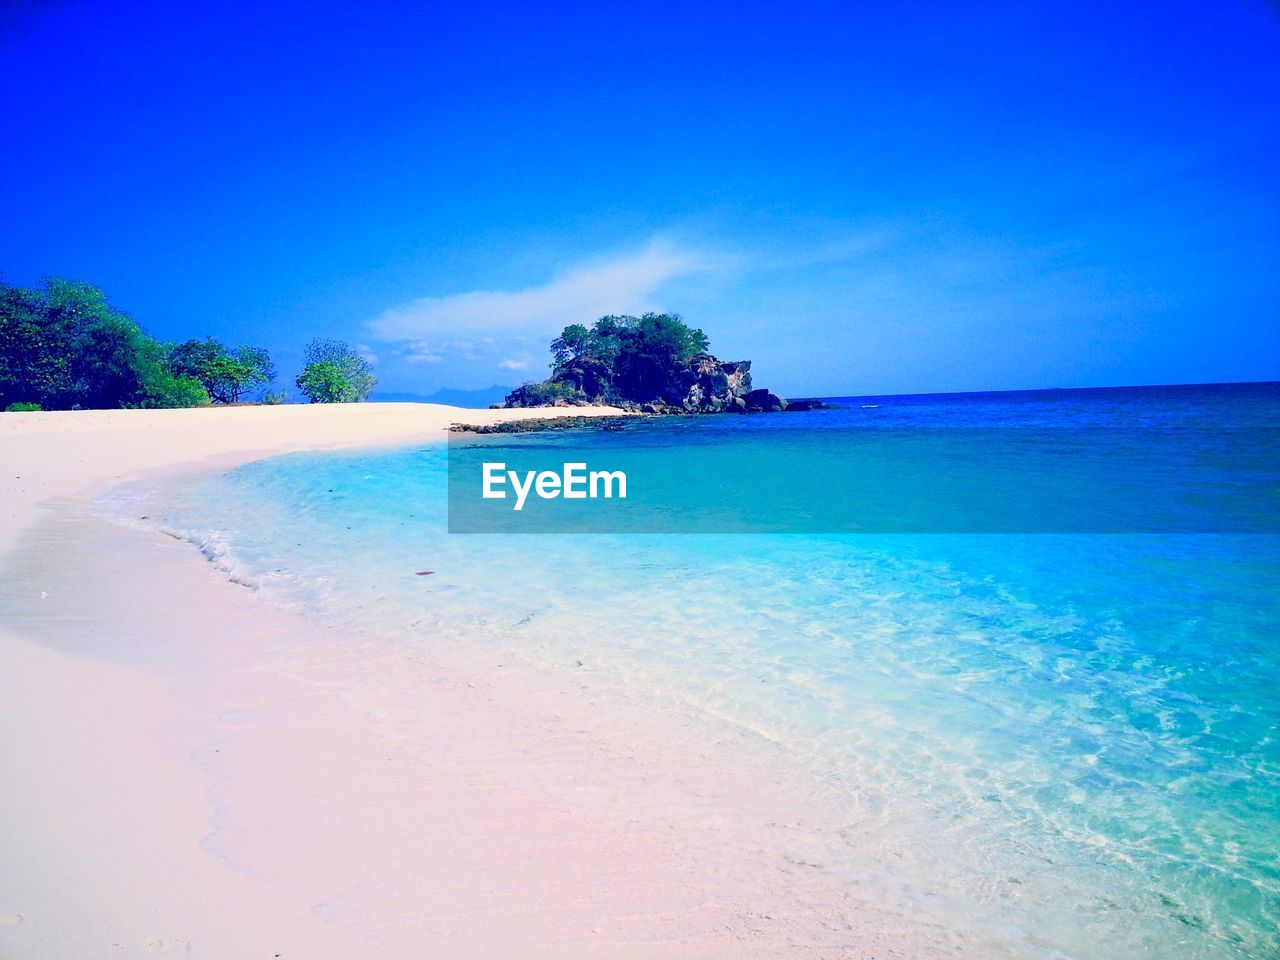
[{"left": 0, "top": 277, "right": 376, "bottom": 410}]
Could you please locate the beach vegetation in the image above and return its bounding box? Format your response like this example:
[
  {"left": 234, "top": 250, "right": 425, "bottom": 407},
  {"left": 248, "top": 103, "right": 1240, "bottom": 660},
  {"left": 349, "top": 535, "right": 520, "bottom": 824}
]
[
  {"left": 5, "top": 401, "right": 42, "bottom": 412},
  {"left": 504, "top": 378, "right": 588, "bottom": 406},
  {"left": 295, "top": 338, "right": 377, "bottom": 403},
  {"left": 167, "top": 338, "right": 276, "bottom": 403},
  {"left": 1, "top": 276, "right": 382, "bottom": 410},
  {"left": 130, "top": 363, "right": 213, "bottom": 407},
  {"left": 0, "top": 277, "right": 210, "bottom": 410}
]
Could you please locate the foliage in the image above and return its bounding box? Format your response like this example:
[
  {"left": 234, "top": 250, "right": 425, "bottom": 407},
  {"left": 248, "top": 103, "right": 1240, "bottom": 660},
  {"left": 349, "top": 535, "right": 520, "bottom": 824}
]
[
  {"left": 550, "top": 324, "right": 593, "bottom": 368},
  {"left": 5, "top": 401, "right": 41, "bottom": 412},
  {"left": 513, "top": 313, "right": 712, "bottom": 406},
  {"left": 260, "top": 389, "right": 290, "bottom": 405},
  {"left": 132, "top": 364, "right": 212, "bottom": 408},
  {"left": 166, "top": 337, "right": 226, "bottom": 385},
  {"left": 295, "top": 360, "right": 350, "bottom": 403},
  {"left": 0, "top": 277, "right": 209, "bottom": 410},
  {"left": 611, "top": 313, "right": 710, "bottom": 401},
  {"left": 550, "top": 313, "right": 708, "bottom": 373},
  {"left": 504, "top": 379, "right": 587, "bottom": 406},
  {"left": 0, "top": 278, "right": 382, "bottom": 412},
  {"left": 230, "top": 346, "right": 275, "bottom": 398},
  {"left": 294, "top": 339, "right": 376, "bottom": 403},
  {"left": 0, "top": 281, "right": 65, "bottom": 407},
  {"left": 167, "top": 337, "right": 275, "bottom": 403}
]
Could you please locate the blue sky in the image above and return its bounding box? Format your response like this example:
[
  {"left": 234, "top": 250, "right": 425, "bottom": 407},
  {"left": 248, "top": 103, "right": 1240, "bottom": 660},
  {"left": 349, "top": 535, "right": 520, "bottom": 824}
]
[{"left": 2, "top": 0, "right": 1278, "bottom": 397}]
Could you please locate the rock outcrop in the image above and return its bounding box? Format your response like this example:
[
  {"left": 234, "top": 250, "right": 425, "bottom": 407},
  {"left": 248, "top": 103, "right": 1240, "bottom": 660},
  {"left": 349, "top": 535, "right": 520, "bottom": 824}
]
[
  {"left": 504, "top": 353, "right": 760, "bottom": 414},
  {"left": 743, "top": 388, "right": 787, "bottom": 412},
  {"left": 548, "top": 356, "right": 614, "bottom": 400},
  {"left": 781, "top": 398, "right": 837, "bottom": 412},
  {"left": 665, "top": 355, "right": 753, "bottom": 412}
]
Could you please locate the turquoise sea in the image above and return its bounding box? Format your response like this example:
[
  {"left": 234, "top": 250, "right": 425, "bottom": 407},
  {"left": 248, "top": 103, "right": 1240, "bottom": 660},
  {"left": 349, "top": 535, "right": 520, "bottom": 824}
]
[{"left": 124, "top": 382, "right": 1279, "bottom": 959}]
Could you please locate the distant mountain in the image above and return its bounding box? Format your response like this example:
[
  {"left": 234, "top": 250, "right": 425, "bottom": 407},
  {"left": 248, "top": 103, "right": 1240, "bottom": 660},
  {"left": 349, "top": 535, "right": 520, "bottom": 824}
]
[{"left": 370, "top": 384, "right": 515, "bottom": 408}]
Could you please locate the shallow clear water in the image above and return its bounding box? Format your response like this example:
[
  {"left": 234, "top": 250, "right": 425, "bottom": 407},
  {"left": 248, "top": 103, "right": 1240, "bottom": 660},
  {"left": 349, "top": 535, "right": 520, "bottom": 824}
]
[{"left": 120, "top": 383, "right": 1280, "bottom": 959}]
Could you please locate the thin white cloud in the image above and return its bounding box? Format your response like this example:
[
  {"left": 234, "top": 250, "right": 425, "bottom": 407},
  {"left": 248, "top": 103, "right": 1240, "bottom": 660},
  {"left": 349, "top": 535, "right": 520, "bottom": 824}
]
[
  {"left": 355, "top": 343, "right": 379, "bottom": 365},
  {"left": 497, "top": 357, "right": 530, "bottom": 370},
  {"left": 367, "top": 238, "right": 720, "bottom": 348}
]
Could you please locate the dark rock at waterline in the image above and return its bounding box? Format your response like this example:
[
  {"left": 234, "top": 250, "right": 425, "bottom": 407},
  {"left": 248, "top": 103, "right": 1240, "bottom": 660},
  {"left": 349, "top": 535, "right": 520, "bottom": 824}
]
[
  {"left": 743, "top": 389, "right": 787, "bottom": 412},
  {"left": 782, "top": 398, "right": 839, "bottom": 412},
  {"left": 449, "top": 415, "right": 637, "bottom": 434}
]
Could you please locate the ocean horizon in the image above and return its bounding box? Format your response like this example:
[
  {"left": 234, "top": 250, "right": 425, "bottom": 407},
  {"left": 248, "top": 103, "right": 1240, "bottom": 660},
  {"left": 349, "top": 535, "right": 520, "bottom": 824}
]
[{"left": 106, "top": 380, "right": 1280, "bottom": 960}]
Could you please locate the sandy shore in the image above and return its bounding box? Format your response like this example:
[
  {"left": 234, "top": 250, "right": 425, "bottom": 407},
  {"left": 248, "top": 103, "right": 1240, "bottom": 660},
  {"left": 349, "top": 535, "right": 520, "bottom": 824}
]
[
  {"left": 0, "top": 403, "right": 959, "bottom": 959},
  {"left": 0, "top": 402, "right": 630, "bottom": 554}
]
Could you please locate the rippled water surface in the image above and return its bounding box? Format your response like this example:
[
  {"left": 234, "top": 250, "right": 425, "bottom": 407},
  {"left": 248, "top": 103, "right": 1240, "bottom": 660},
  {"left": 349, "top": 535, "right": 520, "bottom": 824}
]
[{"left": 117, "top": 383, "right": 1280, "bottom": 959}]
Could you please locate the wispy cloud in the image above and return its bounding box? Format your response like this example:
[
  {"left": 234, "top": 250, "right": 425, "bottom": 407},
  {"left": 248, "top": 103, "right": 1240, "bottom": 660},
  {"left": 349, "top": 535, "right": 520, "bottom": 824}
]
[
  {"left": 497, "top": 357, "right": 530, "bottom": 370},
  {"left": 367, "top": 238, "right": 721, "bottom": 355},
  {"left": 404, "top": 342, "right": 443, "bottom": 363}
]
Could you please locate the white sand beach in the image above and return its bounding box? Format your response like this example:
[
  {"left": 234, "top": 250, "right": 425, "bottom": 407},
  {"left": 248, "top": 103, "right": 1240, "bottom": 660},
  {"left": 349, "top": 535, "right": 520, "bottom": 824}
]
[{"left": 0, "top": 404, "right": 957, "bottom": 960}]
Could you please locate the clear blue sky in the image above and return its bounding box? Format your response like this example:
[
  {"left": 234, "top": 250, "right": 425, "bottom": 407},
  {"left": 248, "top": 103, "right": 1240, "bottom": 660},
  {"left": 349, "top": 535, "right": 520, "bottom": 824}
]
[{"left": 2, "top": 0, "right": 1278, "bottom": 397}]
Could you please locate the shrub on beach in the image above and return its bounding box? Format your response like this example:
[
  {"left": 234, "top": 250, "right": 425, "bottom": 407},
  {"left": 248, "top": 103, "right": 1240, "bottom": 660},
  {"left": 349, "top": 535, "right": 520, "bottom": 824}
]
[
  {"left": 294, "top": 338, "right": 377, "bottom": 403},
  {"left": 130, "top": 365, "right": 212, "bottom": 408},
  {"left": 5, "top": 401, "right": 42, "bottom": 412}
]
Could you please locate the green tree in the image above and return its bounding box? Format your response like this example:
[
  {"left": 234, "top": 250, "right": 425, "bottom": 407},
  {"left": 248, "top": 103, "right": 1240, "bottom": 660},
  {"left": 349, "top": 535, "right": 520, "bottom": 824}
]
[
  {"left": 550, "top": 323, "right": 591, "bottom": 369},
  {"left": 168, "top": 338, "right": 275, "bottom": 403},
  {"left": 509, "top": 312, "right": 716, "bottom": 407},
  {"left": 552, "top": 314, "right": 707, "bottom": 370},
  {"left": 166, "top": 337, "right": 227, "bottom": 383},
  {"left": 0, "top": 277, "right": 208, "bottom": 410},
  {"left": 294, "top": 338, "right": 376, "bottom": 403},
  {"left": 230, "top": 346, "right": 276, "bottom": 399},
  {"left": 611, "top": 312, "right": 710, "bottom": 400},
  {"left": 0, "top": 280, "right": 68, "bottom": 407},
  {"left": 134, "top": 366, "right": 212, "bottom": 408}
]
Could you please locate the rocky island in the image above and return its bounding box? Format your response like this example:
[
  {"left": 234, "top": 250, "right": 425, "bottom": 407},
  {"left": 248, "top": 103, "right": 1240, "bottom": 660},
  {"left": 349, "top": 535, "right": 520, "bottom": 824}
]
[{"left": 497, "top": 313, "right": 827, "bottom": 414}]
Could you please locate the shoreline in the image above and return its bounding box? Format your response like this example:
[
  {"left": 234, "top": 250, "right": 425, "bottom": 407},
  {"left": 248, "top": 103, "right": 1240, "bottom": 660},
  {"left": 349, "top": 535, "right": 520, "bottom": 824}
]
[
  {"left": 0, "top": 403, "right": 633, "bottom": 553},
  {"left": 0, "top": 403, "right": 969, "bottom": 959}
]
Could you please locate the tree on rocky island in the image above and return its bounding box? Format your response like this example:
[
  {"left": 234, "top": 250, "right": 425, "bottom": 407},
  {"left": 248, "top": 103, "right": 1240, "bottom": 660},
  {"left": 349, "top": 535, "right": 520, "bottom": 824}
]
[
  {"left": 549, "top": 324, "right": 592, "bottom": 367},
  {"left": 549, "top": 313, "right": 708, "bottom": 375},
  {"left": 295, "top": 338, "right": 376, "bottom": 403},
  {"left": 503, "top": 312, "right": 784, "bottom": 413}
]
